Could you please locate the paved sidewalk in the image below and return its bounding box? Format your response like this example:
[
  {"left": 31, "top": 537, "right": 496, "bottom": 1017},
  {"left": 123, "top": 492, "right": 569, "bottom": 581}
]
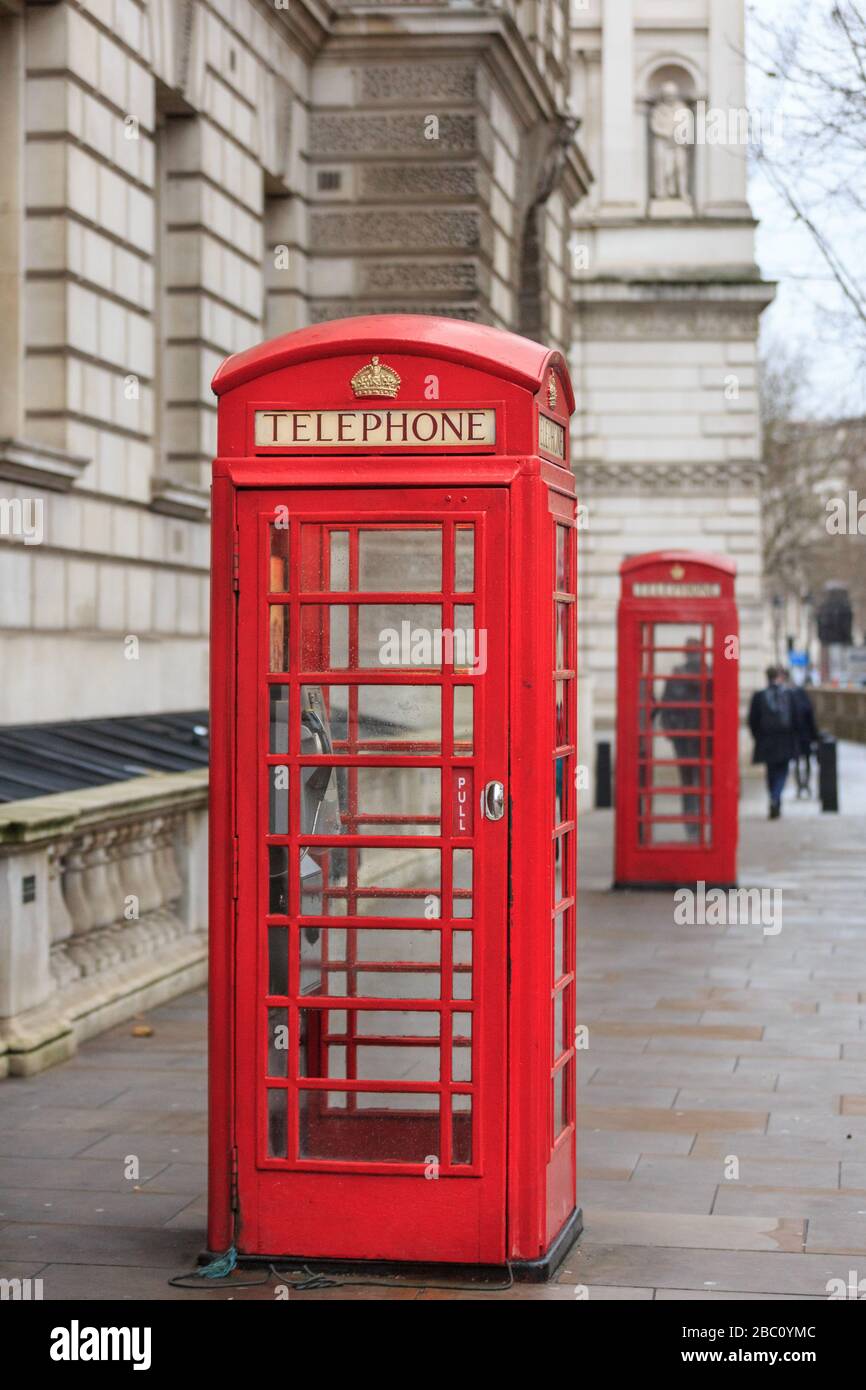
[{"left": 1, "top": 745, "right": 864, "bottom": 1300}]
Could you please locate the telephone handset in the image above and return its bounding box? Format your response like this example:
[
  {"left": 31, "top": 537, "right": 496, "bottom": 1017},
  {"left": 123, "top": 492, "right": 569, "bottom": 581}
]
[
  {"left": 267, "top": 687, "right": 342, "bottom": 930},
  {"left": 300, "top": 689, "right": 342, "bottom": 948}
]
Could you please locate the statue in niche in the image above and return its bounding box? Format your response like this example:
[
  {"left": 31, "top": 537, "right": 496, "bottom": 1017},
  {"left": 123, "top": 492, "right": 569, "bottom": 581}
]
[{"left": 650, "top": 81, "right": 692, "bottom": 206}]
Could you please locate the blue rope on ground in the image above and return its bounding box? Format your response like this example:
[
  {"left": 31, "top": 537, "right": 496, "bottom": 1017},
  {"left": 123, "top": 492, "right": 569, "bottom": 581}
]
[{"left": 197, "top": 1247, "right": 238, "bottom": 1279}]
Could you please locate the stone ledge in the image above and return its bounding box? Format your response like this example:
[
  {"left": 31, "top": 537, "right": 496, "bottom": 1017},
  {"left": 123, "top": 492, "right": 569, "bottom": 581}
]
[
  {"left": 0, "top": 769, "right": 209, "bottom": 847},
  {"left": 0, "top": 437, "right": 90, "bottom": 492},
  {"left": 150, "top": 478, "right": 211, "bottom": 521}
]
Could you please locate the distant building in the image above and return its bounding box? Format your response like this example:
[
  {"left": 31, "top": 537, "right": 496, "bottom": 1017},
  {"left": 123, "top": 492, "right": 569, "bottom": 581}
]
[{"left": 569, "top": 0, "right": 773, "bottom": 739}]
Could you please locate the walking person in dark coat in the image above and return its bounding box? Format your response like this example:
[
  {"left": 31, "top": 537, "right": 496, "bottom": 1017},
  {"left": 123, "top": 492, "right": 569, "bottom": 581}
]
[
  {"left": 789, "top": 680, "right": 819, "bottom": 798},
  {"left": 748, "top": 666, "right": 796, "bottom": 819}
]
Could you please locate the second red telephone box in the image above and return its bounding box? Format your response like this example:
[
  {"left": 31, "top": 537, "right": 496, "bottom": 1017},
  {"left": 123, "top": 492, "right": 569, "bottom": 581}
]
[
  {"left": 208, "top": 315, "right": 580, "bottom": 1277},
  {"left": 615, "top": 551, "right": 739, "bottom": 889}
]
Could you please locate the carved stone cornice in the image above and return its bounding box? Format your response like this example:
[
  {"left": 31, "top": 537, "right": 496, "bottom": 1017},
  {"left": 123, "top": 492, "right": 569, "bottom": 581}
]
[
  {"left": 0, "top": 438, "right": 89, "bottom": 492},
  {"left": 572, "top": 459, "right": 765, "bottom": 492},
  {"left": 573, "top": 277, "right": 777, "bottom": 308},
  {"left": 572, "top": 278, "right": 775, "bottom": 340}
]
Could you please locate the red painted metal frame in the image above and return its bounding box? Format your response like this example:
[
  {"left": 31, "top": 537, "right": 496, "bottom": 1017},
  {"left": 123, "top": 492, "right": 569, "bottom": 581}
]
[
  {"left": 234, "top": 488, "right": 508, "bottom": 1261},
  {"left": 614, "top": 551, "right": 739, "bottom": 888},
  {"left": 209, "top": 315, "right": 579, "bottom": 1269}
]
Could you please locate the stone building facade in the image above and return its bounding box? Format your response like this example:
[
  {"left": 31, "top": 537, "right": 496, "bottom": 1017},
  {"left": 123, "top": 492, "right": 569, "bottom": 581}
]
[
  {"left": 0, "top": 0, "right": 591, "bottom": 1072},
  {"left": 0, "top": 0, "right": 588, "bottom": 727},
  {"left": 569, "top": 0, "right": 773, "bottom": 739}
]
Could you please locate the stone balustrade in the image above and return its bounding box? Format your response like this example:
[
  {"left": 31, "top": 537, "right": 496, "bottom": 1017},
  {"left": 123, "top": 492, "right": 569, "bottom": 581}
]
[{"left": 0, "top": 770, "right": 208, "bottom": 1077}]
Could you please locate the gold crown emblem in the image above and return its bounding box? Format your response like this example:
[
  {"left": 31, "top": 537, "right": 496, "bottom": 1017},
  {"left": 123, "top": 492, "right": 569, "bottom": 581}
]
[
  {"left": 670, "top": 564, "right": 686, "bottom": 580},
  {"left": 350, "top": 356, "right": 401, "bottom": 399},
  {"left": 548, "top": 370, "right": 558, "bottom": 410}
]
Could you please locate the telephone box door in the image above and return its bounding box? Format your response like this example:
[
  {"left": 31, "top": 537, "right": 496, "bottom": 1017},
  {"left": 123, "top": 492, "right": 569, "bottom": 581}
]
[{"left": 234, "top": 486, "right": 509, "bottom": 1263}]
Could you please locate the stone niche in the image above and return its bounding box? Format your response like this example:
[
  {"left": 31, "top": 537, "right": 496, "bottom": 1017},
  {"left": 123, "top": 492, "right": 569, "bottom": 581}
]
[{"left": 645, "top": 63, "right": 698, "bottom": 218}]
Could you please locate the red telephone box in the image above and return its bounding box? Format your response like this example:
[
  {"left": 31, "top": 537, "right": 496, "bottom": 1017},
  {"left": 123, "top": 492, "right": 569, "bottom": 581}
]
[
  {"left": 208, "top": 315, "right": 580, "bottom": 1277},
  {"left": 615, "top": 551, "right": 739, "bottom": 889}
]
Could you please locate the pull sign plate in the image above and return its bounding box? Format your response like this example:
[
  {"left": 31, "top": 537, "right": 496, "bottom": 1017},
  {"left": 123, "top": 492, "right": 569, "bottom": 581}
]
[{"left": 452, "top": 770, "right": 474, "bottom": 835}]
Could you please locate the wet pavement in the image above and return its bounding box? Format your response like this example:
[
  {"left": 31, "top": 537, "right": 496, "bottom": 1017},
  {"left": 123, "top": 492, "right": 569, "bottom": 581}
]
[{"left": 1, "top": 744, "right": 864, "bottom": 1299}]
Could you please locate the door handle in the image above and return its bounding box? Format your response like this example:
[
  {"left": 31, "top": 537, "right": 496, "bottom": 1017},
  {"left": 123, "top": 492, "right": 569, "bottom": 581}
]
[{"left": 482, "top": 780, "right": 505, "bottom": 821}]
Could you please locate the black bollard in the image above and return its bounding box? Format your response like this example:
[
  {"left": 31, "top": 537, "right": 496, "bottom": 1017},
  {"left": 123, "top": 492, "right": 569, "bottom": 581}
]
[
  {"left": 817, "top": 733, "right": 839, "bottom": 813},
  {"left": 595, "top": 740, "right": 612, "bottom": 809}
]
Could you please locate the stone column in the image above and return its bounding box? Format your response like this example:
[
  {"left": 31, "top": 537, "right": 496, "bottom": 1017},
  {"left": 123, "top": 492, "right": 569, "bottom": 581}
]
[
  {"left": 707, "top": 0, "right": 749, "bottom": 213},
  {"left": 0, "top": 12, "right": 24, "bottom": 440},
  {"left": 600, "top": 0, "right": 635, "bottom": 213}
]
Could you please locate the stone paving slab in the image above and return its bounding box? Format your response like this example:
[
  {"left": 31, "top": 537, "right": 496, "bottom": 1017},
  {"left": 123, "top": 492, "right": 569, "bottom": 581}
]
[{"left": 0, "top": 743, "right": 862, "bottom": 1300}]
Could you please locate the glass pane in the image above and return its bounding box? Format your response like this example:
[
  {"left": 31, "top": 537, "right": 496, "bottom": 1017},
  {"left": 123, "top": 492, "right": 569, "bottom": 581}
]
[
  {"left": 330, "top": 531, "right": 349, "bottom": 591},
  {"left": 298, "top": 604, "right": 349, "bottom": 669},
  {"left": 638, "top": 733, "right": 711, "bottom": 764},
  {"left": 268, "top": 926, "right": 288, "bottom": 996},
  {"left": 555, "top": 679, "right": 570, "bottom": 747},
  {"left": 270, "top": 524, "right": 289, "bottom": 591},
  {"left": 269, "top": 766, "right": 289, "bottom": 834},
  {"left": 300, "top": 1008, "right": 440, "bottom": 1083},
  {"left": 553, "top": 989, "right": 564, "bottom": 1059},
  {"left": 299, "top": 846, "right": 441, "bottom": 919},
  {"left": 302, "top": 684, "right": 442, "bottom": 757},
  {"left": 452, "top": 1011, "right": 472, "bottom": 1082},
  {"left": 555, "top": 601, "right": 571, "bottom": 670},
  {"left": 644, "top": 625, "right": 714, "bottom": 678},
  {"left": 269, "top": 606, "right": 289, "bottom": 672},
  {"left": 452, "top": 849, "right": 473, "bottom": 919},
  {"left": 554, "top": 832, "right": 573, "bottom": 904},
  {"left": 453, "top": 930, "right": 472, "bottom": 999},
  {"left": 555, "top": 524, "right": 570, "bottom": 593},
  {"left": 358, "top": 528, "right": 442, "bottom": 592},
  {"left": 452, "top": 1096, "right": 472, "bottom": 1165},
  {"left": 267, "top": 1006, "right": 289, "bottom": 1078},
  {"left": 269, "top": 846, "right": 289, "bottom": 915},
  {"left": 269, "top": 685, "right": 289, "bottom": 753},
  {"left": 453, "top": 686, "right": 473, "bottom": 756},
  {"left": 639, "top": 819, "right": 708, "bottom": 847},
  {"left": 364, "top": 604, "right": 443, "bottom": 670},
  {"left": 301, "top": 927, "right": 441, "bottom": 1000},
  {"left": 454, "top": 525, "right": 474, "bottom": 592},
  {"left": 268, "top": 1088, "right": 287, "bottom": 1158},
  {"left": 299, "top": 604, "right": 447, "bottom": 671},
  {"left": 452, "top": 605, "right": 479, "bottom": 673},
  {"left": 335, "top": 766, "right": 441, "bottom": 836},
  {"left": 553, "top": 1069, "right": 566, "bottom": 1139},
  {"left": 299, "top": 1090, "right": 440, "bottom": 1163},
  {"left": 554, "top": 912, "right": 564, "bottom": 982},
  {"left": 555, "top": 756, "right": 568, "bottom": 826}
]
